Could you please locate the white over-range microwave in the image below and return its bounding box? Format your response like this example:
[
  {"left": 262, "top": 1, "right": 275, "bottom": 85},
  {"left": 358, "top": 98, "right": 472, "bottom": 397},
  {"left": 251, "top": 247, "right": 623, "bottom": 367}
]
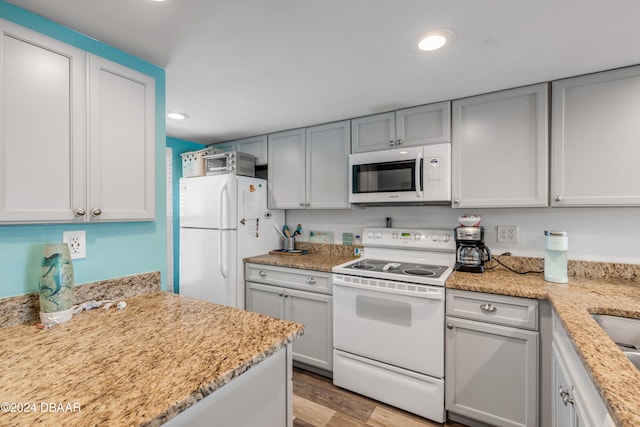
[{"left": 349, "top": 143, "right": 451, "bottom": 205}]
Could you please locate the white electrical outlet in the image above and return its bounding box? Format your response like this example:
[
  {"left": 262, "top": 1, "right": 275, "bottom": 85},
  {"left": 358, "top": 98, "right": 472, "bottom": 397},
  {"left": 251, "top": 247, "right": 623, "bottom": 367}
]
[
  {"left": 63, "top": 230, "right": 87, "bottom": 259},
  {"left": 497, "top": 225, "right": 519, "bottom": 243}
]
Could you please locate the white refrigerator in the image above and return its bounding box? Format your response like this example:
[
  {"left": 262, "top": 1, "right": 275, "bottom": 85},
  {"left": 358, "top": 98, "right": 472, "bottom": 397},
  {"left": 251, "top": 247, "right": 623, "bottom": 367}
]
[{"left": 179, "top": 175, "right": 284, "bottom": 309}]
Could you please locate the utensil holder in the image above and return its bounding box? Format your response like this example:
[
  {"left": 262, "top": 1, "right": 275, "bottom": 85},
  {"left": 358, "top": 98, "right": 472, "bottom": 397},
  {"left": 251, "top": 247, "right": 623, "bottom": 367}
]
[{"left": 284, "top": 237, "right": 295, "bottom": 251}]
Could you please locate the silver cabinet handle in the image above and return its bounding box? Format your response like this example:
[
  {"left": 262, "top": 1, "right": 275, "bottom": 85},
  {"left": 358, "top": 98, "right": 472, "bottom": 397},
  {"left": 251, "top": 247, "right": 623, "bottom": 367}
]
[
  {"left": 555, "top": 195, "right": 563, "bottom": 202},
  {"left": 91, "top": 208, "right": 102, "bottom": 217},
  {"left": 396, "top": 139, "right": 403, "bottom": 145},
  {"left": 480, "top": 303, "right": 497, "bottom": 313},
  {"left": 388, "top": 140, "right": 395, "bottom": 147},
  {"left": 307, "top": 277, "right": 316, "bottom": 285},
  {"left": 299, "top": 202, "right": 305, "bottom": 207},
  {"left": 453, "top": 199, "right": 460, "bottom": 205},
  {"left": 74, "top": 208, "right": 86, "bottom": 217},
  {"left": 558, "top": 387, "right": 574, "bottom": 406},
  {"left": 259, "top": 271, "right": 267, "bottom": 278},
  {"left": 446, "top": 323, "right": 454, "bottom": 330}
]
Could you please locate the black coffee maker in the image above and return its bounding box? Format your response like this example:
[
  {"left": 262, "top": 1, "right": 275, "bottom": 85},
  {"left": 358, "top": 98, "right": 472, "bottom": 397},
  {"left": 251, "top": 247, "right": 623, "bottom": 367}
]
[{"left": 454, "top": 226, "right": 492, "bottom": 273}]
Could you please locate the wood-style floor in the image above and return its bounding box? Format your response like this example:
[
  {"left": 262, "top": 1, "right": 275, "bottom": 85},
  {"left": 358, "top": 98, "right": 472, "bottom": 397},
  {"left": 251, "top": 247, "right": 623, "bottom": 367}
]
[{"left": 292, "top": 368, "right": 467, "bottom": 427}]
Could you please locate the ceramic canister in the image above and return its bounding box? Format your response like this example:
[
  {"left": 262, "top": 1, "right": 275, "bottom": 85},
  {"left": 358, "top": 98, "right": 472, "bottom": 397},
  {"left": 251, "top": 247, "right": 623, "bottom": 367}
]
[{"left": 39, "top": 243, "right": 75, "bottom": 325}]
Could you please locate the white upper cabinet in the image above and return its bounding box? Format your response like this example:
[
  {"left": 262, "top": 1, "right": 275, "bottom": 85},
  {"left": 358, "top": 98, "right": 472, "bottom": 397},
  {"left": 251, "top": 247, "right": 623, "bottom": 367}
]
[
  {"left": 452, "top": 84, "right": 549, "bottom": 208},
  {"left": 305, "top": 121, "right": 351, "bottom": 209},
  {"left": 0, "top": 21, "right": 156, "bottom": 224},
  {"left": 551, "top": 66, "right": 640, "bottom": 206},
  {"left": 0, "top": 21, "right": 86, "bottom": 223},
  {"left": 268, "top": 128, "right": 306, "bottom": 209},
  {"left": 351, "top": 102, "right": 450, "bottom": 153},
  {"left": 268, "top": 121, "right": 350, "bottom": 209},
  {"left": 88, "top": 55, "right": 156, "bottom": 222},
  {"left": 212, "top": 135, "right": 268, "bottom": 165}
]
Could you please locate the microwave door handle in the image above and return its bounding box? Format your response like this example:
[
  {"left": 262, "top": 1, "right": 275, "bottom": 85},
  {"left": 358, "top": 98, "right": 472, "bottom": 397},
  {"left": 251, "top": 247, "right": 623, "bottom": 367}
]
[{"left": 415, "top": 154, "right": 423, "bottom": 198}]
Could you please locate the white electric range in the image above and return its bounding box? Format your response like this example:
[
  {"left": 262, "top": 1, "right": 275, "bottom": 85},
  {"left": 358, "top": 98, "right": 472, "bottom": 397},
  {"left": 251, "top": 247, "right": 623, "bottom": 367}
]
[{"left": 332, "top": 227, "right": 455, "bottom": 423}]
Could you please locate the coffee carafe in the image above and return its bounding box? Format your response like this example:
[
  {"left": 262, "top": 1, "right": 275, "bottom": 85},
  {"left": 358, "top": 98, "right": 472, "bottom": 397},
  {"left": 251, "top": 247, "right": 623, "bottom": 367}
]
[{"left": 454, "top": 226, "right": 492, "bottom": 273}]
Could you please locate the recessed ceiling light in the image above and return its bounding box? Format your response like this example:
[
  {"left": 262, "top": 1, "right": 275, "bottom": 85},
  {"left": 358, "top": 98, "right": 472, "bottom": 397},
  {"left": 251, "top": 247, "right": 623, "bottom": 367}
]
[
  {"left": 416, "top": 29, "right": 456, "bottom": 52},
  {"left": 167, "top": 112, "right": 189, "bottom": 120}
]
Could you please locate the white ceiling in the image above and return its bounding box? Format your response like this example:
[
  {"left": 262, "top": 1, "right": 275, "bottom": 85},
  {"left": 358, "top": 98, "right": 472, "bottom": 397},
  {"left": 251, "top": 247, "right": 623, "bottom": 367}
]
[{"left": 7, "top": 0, "right": 640, "bottom": 145}]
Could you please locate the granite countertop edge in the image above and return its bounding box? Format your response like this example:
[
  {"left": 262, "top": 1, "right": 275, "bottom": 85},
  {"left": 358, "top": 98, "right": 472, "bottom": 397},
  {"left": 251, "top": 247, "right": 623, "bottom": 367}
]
[
  {"left": 446, "top": 269, "right": 640, "bottom": 427},
  {"left": 148, "top": 311, "right": 304, "bottom": 427},
  {"left": 244, "top": 252, "right": 357, "bottom": 273}
]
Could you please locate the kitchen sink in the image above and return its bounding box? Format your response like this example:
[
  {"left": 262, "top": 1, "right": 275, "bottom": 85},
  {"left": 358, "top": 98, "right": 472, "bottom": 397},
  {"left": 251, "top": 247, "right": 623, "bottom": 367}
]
[{"left": 591, "top": 314, "right": 640, "bottom": 369}]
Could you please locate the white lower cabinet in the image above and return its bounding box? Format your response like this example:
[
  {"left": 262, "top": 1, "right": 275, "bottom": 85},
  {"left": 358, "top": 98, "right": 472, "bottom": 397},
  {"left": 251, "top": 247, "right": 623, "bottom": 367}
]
[
  {"left": 551, "top": 311, "right": 614, "bottom": 427},
  {"left": 245, "top": 264, "right": 333, "bottom": 373},
  {"left": 164, "top": 345, "right": 292, "bottom": 427},
  {"left": 445, "top": 289, "right": 539, "bottom": 427}
]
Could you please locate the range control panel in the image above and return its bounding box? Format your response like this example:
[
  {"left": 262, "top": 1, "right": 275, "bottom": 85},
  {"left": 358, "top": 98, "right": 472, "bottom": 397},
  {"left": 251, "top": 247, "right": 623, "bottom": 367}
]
[{"left": 362, "top": 227, "right": 455, "bottom": 251}]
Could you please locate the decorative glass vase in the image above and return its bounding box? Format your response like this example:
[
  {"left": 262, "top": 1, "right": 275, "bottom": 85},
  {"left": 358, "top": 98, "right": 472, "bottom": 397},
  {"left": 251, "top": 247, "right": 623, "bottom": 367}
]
[{"left": 39, "top": 243, "right": 75, "bottom": 325}]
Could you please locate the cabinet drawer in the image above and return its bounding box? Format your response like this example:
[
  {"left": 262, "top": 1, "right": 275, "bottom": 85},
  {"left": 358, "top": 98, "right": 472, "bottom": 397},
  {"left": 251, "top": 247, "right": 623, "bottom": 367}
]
[
  {"left": 245, "top": 263, "right": 331, "bottom": 294},
  {"left": 446, "top": 289, "right": 538, "bottom": 330}
]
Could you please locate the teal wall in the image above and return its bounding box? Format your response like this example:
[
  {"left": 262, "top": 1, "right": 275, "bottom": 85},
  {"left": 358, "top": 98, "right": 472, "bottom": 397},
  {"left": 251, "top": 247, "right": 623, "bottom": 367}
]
[
  {"left": 166, "top": 137, "right": 205, "bottom": 293},
  {"left": 0, "top": 1, "right": 167, "bottom": 298}
]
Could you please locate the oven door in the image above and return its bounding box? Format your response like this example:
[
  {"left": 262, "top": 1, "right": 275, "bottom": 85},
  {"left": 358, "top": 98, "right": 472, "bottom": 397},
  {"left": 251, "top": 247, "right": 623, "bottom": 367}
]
[
  {"left": 333, "top": 277, "right": 444, "bottom": 378},
  {"left": 349, "top": 146, "right": 423, "bottom": 204}
]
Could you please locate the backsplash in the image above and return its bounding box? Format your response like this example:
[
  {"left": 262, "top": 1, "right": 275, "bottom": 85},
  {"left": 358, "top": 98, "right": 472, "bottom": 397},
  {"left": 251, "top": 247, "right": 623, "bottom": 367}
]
[
  {"left": 483, "top": 255, "right": 640, "bottom": 282},
  {"left": 295, "top": 241, "right": 361, "bottom": 257},
  {"left": 0, "top": 272, "right": 161, "bottom": 328}
]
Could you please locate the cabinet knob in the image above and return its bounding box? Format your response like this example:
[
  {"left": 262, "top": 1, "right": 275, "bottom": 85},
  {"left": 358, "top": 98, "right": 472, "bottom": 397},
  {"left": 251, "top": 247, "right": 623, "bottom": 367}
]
[
  {"left": 259, "top": 271, "right": 267, "bottom": 277},
  {"left": 388, "top": 140, "right": 395, "bottom": 147},
  {"left": 446, "top": 323, "right": 454, "bottom": 329},
  {"left": 305, "top": 202, "right": 311, "bottom": 207},
  {"left": 306, "top": 277, "right": 316, "bottom": 285},
  {"left": 299, "top": 202, "right": 305, "bottom": 207},
  {"left": 480, "top": 303, "right": 497, "bottom": 313},
  {"left": 453, "top": 199, "right": 460, "bottom": 205},
  {"left": 91, "top": 208, "right": 102, "bottom": 217},
  {"left": 73, "top": 208, "right": 86, "bottom": 217},
  {"left": 555, "top": 195, "right": 563, "bottom": 202},
  {"left": 396, "top": 139, "right": 403, "bottom": 146}
]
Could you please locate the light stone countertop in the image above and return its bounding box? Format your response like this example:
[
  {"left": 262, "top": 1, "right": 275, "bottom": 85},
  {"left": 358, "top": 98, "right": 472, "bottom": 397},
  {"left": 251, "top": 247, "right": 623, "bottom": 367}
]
[
  {"left": 0, "top": 291, "right": 304, "bottom": 426},
  {"left": 447, "top": 266, "right": 640, "bottom": 427},
  {"left": 244, "top": 252, "right": 356, "bottom": 272},
  {"left": 241, "top": 250, "right": 640, "bottom": 426}
]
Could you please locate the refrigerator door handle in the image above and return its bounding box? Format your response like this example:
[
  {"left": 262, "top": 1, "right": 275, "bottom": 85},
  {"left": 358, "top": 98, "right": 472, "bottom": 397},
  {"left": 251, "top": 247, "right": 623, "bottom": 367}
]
[
  {"left": 219, "top": 181, "right": 228, "bottom": 228},
  {"left": 220, "top": 230, "right": 229, "bottom": 278}
]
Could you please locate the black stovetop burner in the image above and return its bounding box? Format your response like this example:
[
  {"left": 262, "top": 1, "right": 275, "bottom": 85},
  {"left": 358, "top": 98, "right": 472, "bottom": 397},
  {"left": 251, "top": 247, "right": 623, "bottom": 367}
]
[{"left": 348, "top": 259, "right": 447, "bottom": 279}]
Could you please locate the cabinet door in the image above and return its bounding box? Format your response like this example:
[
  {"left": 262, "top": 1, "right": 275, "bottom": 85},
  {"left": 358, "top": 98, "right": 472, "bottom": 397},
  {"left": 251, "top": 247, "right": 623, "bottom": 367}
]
[
  {"left": 88, "top": 55, "right": 156, "bottom": 221},
  {"left": 246, "top": 282, "right": 285, "bottom": 319},
  {"left": 235, "top": 135, "right": 267, "bottom": 165},
  {"left": 452, "top": 84, "right": 548, "bottom": 208},
  {"left": 211, "top": 141, "right": 235, "bottom": 152},
  {"left": 285, "top": 288, "right": 332, "bottom": 371},
  {"left": 0, "top": 22, "right": 86, "bottom": 223},
  {"left": 268, "top": 128, "right": 305, "bottom": 208},
  {"left": 396, "top": 102, "right": 451, "bottom": 147},
  {"left": 551, "top": 66, "right": 640, "bottom": 206},
  {"left": 446, "top": 316, "right": 538, "bottom": 427},
  {"left": 351, "top": 112, "right": 395, "bottom": 153},
  {"left": 305, "top": 121, "right": 350, "bottom": 209},
  {"left": 552, "top": 341, "right": 575, "bottom": 427}
]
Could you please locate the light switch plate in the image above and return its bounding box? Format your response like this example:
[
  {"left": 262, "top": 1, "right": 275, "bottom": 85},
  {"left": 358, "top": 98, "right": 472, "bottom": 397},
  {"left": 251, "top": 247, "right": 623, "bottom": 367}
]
[{"left": 63, "top": 230, "right": 86, "bottom": 259}]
